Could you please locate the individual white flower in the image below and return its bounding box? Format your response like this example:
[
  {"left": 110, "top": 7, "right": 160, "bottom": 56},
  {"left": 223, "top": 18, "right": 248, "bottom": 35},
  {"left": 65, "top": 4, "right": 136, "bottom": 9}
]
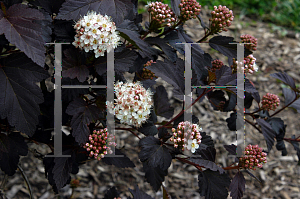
[
  {"left": 186, "top": 139, "right": 199, "bottom": 153},
  {"left": 73, "top": 11, "right": 120, "bottom": 58},
  {"left": 253, "top": 63, "right": 258, "bottom": 72}
]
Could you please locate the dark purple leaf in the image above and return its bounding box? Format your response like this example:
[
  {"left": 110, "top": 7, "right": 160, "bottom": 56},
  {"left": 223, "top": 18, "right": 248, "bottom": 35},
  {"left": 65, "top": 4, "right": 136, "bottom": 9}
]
[
  {"left": 54, "top": 19, "right": 76, "bottom": 42},
  {"left": 177, "top": 25, "right": 204, "bottom": 55},
  {"left": 29, "top": 0, "right": 65, "bottom": 14},
  {"left": 270, "top": 72, "right": 296, "bottom": 89},
  {"left": 195, "top": 146, "right": 216, "bottom": 162},
  {"left": 2, "top": 0, "right": 22, "bottom": 8},
  {"left": 198, "top": 170, "right": 231, "bottom": 199},
  {"left": 128, "top": 185, "right": 154, "bottom": 199},
  {"left": 158, "top": 127, "right": 172, "bottom": 142},
  {"left": 56, "top": 0, "right": 133, "bottom": 26},
  {"left": 207, "top": 90, "right": 226, "bottom": 111},
  {"left": 52, "top": 149, "right": 75, "bottom": 189},
  {"left": 144, "top": 37, "right": 177, "bottom": 63},
  {"left": 215, "top": 65, "right": 236, "bottom": 86},
  {"left": 102, "top": 149, "right": 135, "bottom": 168},
  {"left": 62, "top": 48, "right": 89, "bottom": 82},
  {"left": 189, "top": 157, "right": 224, "bottom": 174},
  {"left": 256, "top": 119, "right": 276, "bottom": 152},
  {"left": 282, "top": 87, "right": 300, "bottom": 113},
  {"left": 245, "top": 78, "right": 260, "bottom": 103},
  {"left": 209, "top": 36, "right": 252, "bottom": 65},
  {"left": 0, "top": 132, "right": 28, "bottom": 176},
  {"left": 142, "top": 162, "right": 168, "bottom": 192},
  {"left": 0, "top": 4, "right": 47, "bottom": 67},
  {"left": 146, "top": 58, "right": 198, "bottom": 101},
  {"left": 59, "top": 77, "right": 90, "bottom": 102},
  {"left": 170, "top": 0, "right": 181, "bottom": 16},
  {"left": 139, "top": 136, "right": 172, "bottom": 171},
  {"left": 229, "top": 171, "right": 246, "bottom": 199},
  {"left": 224, "top": 144, "right": 237, "bottom": 155},
  {"left": 137, "top": 121, "right": 158, "bottom": 136},
  {"left": 154, "top": 85, "right": 174, "bottom": 119},
  {"left": 118, "top": 20, "right": 157, "bottom": 59},
  {"left": 0, "top": 53, "right": 49, "bottom": 136},
  {"left": 66, "top": 97, "right": 102, "bottom": 144},
  {"left": 94, "top": 48, "right": 137, "bottom": 75},
  {"left": 199, "top": 132, "right": 215, "bottom": 149},
  {"left": 226, "top": 112, "right": 244, "bottom": 131},
  {"left": 163, "top": 30, "right": 185, "bottom": 54}
]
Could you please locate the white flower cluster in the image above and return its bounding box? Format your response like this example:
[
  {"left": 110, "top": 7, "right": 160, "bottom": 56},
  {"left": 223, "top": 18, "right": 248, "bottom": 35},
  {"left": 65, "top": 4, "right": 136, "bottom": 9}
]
[
  {"left": 72, "top": 11, "right": 120, "bottom": 58},
  {"left": 107, "top": 81, "right": 153, "bottom": 128}
]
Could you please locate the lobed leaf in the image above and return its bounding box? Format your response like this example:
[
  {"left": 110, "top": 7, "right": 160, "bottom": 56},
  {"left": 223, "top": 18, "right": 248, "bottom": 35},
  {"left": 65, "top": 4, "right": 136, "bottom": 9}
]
[
  {"left": 270, "top": 72, "right": 296, "bottom": 89},
  {"left": 118, "top": 20, "right": 157, "bottom": 59},
  {"left": 94, "top": 48, "right": 137, "bottom": 76},
  {"left": 62, "top": 48, "right": 89, "bottom": 83},
  {"left": 224, "top": 144, "right": 237, "bottom": 156},
  {"left": 0, "top": 4, "right": 47, "bottom": 67},
  {"left": 139, "top": 136, "right": 172, "bottom": 171},
  {"left": 0, "top": 132, "right": 28, "bottom": 176},
  {"left": 282, "top": 87, "right": 300, "bottom": 113},
  {"left": 229, "top": 171, "right": 246, "bottom": 199},
  {"left": 66, "top": 97, "right": 103, "bottom": 144},
  {"left": 102, "top": 148, "right": 135, "bottom": 168},
  {"left": 142, "top": 162, "right": 168, "bottom": 192},
  {"left": 256, "top": 119, "right": 276, "bottom": 152},
  {"left": 189, "top": 157, "right": 224, "bottom": 174},
  {"left": 198, "top": 169, "right": 231, "bottom": 199},
  {"left": 56, "top": 0, "right": 133, "bottom": 26},
  {"left": 209, "top": 36, "right": 252, "bottom": 65},
  {"left": 0, "top": 53, "right": 49, "bottom": 136},
  {"left": 154, "top": 85, "right": 174, "bottom": 119}
]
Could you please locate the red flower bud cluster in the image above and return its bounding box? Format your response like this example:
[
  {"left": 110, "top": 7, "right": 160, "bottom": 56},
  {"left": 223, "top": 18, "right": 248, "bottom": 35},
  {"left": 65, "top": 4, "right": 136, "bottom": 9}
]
[
  {"left": 147, "top": 1, "right": 177, "bottom": 27},
  {"left": 209, "top": 5, "right": 234, "bottom": 33},
  {"left": 83, "top": 129, "right": 117, "bottom": 160},
  {"left": 211, "top": 59, "right": 224, "bottom": 72},
  {"left": 240, "top": 34, "right": 258, "bottom": 51},
  {"left": 239, "top": 144, "right": 267, "bottom": 170},
  {"left": 261, "top": 93, "right": 280, "bottom": 111},
  {"left": 142, "top": 60, "right": 158, "bottom": 80},
  {"left": 170, "top": 121, "right": 202, "bottom": 153},
  {"left": 178, "top": 0, "right": 201, "bottom": 21}
]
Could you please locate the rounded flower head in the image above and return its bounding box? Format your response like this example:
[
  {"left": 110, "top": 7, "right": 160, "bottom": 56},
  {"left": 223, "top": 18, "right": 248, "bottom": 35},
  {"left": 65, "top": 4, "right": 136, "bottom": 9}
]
[
  {"left": 261, "top": 93, "right": 280, "bottom": 111},
  {"left": 178, "top": 0, "right": 201, "bottom": 21},
  {"left": 72, "top": 11, "right": 120, "bottom": 58},
  {"left": 209, "top": 5, "right": 234, "bottom": 33},
  {"left": 107, "top": 81, "right": 153, "bottom": 128},
  {"left": 240, "top": 34, "right": 258, "bottom": 51},
  {"left": 170, "top": 121, "right": 202, "bottom": 153},
  {"left": 83, "top": 128, "right": 117, "bottom": 161},
  {"left": 239, "top": 144, "right": 267, "bottom": 170},
  {"left": 147, "top": 1, "right": 177, "bottom": 28}
]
